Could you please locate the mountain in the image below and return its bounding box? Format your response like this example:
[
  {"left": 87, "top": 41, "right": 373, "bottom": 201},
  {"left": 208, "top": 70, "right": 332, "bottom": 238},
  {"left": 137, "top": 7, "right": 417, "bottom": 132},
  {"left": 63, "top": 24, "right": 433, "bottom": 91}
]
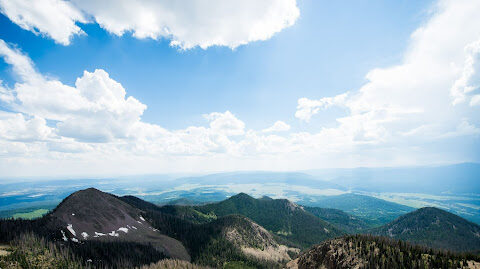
[
  {"left": 304, "top": 207, "right": 371, "bottom": 233},
  {"left": 185, "top": 193, "right": 344, "bottom": 248},
  {"left": 287, "top": 235, "right": 480, "bottom": 269},
  {"left": 371, "top": 207, "right": 480, "bottom": 252},
  {"left": 49, "top": 188, "right": 190, "bottom": 261},
  {"left": 302, "top": 193, "right": 414, "bottom": 226}
]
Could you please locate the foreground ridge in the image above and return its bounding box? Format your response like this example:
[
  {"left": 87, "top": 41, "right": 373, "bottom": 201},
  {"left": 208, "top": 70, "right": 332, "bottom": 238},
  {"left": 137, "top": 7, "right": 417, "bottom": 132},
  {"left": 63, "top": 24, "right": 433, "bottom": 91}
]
[{"left": 288, "top": 235, "right": 480, "bottom": 269}]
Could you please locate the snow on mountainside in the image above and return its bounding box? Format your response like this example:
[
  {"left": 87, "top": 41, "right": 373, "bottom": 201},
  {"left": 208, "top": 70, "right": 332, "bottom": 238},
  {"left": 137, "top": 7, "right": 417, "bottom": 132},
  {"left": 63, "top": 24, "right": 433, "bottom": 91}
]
[{"left": 50, "top": 188, "right": 190, "bottom": 261}]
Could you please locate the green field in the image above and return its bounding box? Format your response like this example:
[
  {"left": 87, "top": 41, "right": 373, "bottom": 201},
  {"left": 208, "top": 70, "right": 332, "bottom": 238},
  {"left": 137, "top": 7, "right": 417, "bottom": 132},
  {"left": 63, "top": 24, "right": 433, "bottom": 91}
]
[{"left": 11, "top": 209, "right": 49, "bottom": 219}]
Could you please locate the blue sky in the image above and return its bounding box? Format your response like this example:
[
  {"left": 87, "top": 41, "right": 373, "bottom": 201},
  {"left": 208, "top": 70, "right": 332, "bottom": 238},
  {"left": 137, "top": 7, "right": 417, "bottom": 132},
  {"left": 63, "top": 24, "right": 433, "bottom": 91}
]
[{"left": 0, "top": 0, "right": 479, "bottom": 177}]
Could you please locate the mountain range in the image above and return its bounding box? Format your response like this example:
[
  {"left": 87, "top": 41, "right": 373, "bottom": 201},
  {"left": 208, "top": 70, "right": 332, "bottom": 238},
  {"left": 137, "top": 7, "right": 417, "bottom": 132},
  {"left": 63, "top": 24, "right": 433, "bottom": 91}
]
[{"left": 1, "top": 188, "right": 480, "bottom": 268}]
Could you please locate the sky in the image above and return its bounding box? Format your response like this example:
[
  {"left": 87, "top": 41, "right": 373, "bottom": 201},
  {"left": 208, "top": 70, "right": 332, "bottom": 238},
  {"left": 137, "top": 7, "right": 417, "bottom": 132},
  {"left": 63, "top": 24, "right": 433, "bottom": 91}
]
[{"left": 0, "top": 0, "right": 479, "bottom": 178}]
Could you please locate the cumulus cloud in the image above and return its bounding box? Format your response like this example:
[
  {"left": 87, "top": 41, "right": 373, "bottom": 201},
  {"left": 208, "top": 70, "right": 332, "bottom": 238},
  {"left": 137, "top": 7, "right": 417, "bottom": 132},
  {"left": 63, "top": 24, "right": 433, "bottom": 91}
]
[
  {"left": 0, "top": 0, "right": 299, "bottom": 49},
  {"left": 262, "top": 121, "right": 290, "bottom": 133}
]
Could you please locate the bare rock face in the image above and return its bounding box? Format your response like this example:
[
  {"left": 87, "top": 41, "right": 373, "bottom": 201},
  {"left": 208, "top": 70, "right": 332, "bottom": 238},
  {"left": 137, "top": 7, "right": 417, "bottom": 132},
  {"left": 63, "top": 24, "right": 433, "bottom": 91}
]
[{"left": 50, "top": 188, "right": 190, "bottom": 261}]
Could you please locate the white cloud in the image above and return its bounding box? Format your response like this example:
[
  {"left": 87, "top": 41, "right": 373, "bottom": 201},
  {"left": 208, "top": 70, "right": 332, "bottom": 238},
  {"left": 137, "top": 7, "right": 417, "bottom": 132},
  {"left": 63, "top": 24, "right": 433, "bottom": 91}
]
[
  {"left": 204, "top": 111, "right": 245, "bottom": 136},
  {"left": 0, "top": 84, "right": 14, "bottom": 103},
  {"left": 262, "top": 121, "right": 290, "bottom": 133},
  {"left": 0, "top": 0, "right": 299, "bottom": 49},
  {"left": 0, "top": 0, "right": 86, "bottom": 45},
  {"left": 451, "top": 40, "right": 480, "bottom": 106},
  {"left": 0, "top": 112, "right": 52, "bottom": 141},
  {"left": 295, "top": 93, "right": 348, "bottom": 122}
]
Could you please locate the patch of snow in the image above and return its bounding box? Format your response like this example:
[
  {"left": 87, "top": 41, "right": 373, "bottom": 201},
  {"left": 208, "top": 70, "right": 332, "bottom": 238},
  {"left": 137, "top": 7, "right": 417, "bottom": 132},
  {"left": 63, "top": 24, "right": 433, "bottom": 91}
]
[
  {"left": 108, "top": 231, "right": 119, "bottom": 237},
  {"left": 139, "top": 216, "right": 145, "bottom": 221},
  {"left": 94, "top": 232, "right": 106, "bottom": 237},
  {"left": 67, "top": 224, "right": 76, "bottom": 236},
  {"left": 87, "top": 259, "right": 92, "bottom": 263},
  {"left": 131, "top": 226, "right": 137, "bottom": 230},
  {"left": 71, "top": 238, "right": 79, "bottom": 243},
  {"left": 61, "top": 230, "right": 68, "bottom": 242},
  {"left": 324, "top": 228, "right": 329, "bottom": 233},
  {"left": 118, "top": 227, "right": 128, "bottom": 233},
  {"left": 137, "top": 221, "right": 142, "bottom": 224},
  {"left": 71, "top": 213, "right": 75, "bottom": 216},
  {"left": 81, "top": 232, "right": 89, "bottom": 239}
]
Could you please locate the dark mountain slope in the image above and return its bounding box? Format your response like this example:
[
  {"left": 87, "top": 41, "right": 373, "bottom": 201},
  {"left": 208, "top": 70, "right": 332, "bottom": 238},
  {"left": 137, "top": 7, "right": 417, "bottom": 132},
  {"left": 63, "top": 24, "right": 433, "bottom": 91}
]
[
  {"left": 371, "top": 207, "right": 480, "bottom": 252},
  {"left": 50, "top": 188, "right": 190, "bottom": 261},
  {"left": 190, "top": 193, "right": 344, "bottom": 248},
  {"left": 305, "top": 207, "right": 371, "bottom": 233},
  {"left": 287, "top": 235, "right": 480, "bottom": 269},
  {"left": 303, "top": 193, "right": 413, "bottom": 226}
]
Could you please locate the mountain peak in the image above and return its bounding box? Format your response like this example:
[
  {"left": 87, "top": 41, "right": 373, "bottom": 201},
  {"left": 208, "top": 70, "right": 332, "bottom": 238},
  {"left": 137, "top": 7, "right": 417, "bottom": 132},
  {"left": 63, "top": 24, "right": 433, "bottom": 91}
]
[
  {"left": 50, "top": 188, "right": 190, "bottom": 260},
  {"left": 229, "top": 192, "right": 255, "bottom": 200},
  {"left": 372, "top": 206, "right": 480, "bottom": 252}
]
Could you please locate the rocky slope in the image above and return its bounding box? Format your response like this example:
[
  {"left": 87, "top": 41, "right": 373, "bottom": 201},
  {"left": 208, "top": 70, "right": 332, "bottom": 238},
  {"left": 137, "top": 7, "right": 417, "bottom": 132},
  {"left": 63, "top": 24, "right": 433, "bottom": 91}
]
[{"left": 218, "top": 215, "right": 299, "bottom": 263}]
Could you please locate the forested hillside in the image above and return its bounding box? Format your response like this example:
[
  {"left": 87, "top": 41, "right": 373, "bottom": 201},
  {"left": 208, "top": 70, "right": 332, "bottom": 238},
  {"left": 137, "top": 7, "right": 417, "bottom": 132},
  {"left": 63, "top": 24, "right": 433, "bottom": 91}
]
[{"left": 289, "top": 235, "right": 480, "bottom": 269}]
